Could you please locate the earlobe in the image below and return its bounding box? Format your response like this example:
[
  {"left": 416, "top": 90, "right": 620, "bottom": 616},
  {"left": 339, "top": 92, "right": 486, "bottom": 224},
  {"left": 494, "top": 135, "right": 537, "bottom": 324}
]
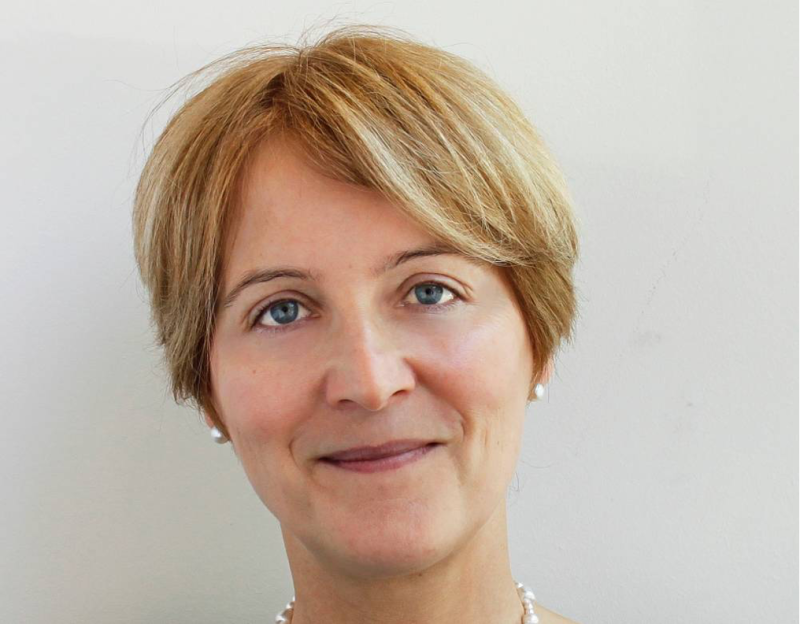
[
  {"left": 527, "top": 356, "right": 555, "bottom": 403},
  {"left": 202, "top": 408, "right": 231, "bottom": 445},
  {"left": 201, "top": 396, "right": 229, "bottom": 440},
  {"left": 540, "top": 357, "right": 555, "bottom": 386}
]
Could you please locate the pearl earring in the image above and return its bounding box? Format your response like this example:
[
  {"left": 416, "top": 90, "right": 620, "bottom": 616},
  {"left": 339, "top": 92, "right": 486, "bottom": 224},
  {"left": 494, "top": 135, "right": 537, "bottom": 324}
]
[
  {"left": 210, "top": 426, "right": 229, "bottom": 444},
  {"left": 534, "top": 383, "right": 545, "bottom": 400}
]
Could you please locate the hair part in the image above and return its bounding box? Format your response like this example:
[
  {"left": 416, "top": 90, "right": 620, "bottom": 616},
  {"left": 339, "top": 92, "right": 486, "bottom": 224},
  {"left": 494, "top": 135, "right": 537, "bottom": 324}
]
[{"left": 132, "top": 24, "right": 580, "bottom": 437}]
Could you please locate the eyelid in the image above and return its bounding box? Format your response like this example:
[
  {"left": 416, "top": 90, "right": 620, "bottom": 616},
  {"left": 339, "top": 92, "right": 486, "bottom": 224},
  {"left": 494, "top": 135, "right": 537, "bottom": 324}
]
[
  {"left": 247, "top": 276, "right": 466, "bottom": 332},
  {"left": 247, "top": 293, "right": 312, "bottom": 329}
]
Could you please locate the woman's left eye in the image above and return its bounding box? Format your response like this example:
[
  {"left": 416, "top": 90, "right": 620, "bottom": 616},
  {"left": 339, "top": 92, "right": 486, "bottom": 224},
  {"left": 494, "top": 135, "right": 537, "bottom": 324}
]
[{"left": 403, "top": 281, "right": 461, "bottom": 309}]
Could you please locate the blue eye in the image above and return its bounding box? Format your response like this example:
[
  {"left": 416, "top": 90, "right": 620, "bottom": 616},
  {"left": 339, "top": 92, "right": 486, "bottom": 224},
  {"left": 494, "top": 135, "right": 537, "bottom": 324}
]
[
  {"left": 261, "top": 300, "right": 304, "bottom": 326},
  {"left": 409, "top": 282, "right": 454, "bottom": 306},
  {"left": 250, "top": 280, "right": 462, "bottom": 334}
]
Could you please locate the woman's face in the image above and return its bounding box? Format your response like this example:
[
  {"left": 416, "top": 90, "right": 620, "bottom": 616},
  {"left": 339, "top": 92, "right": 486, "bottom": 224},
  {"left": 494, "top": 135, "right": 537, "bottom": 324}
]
[{"left": 209, "top": 137, "right": 542, "bottom": 578}]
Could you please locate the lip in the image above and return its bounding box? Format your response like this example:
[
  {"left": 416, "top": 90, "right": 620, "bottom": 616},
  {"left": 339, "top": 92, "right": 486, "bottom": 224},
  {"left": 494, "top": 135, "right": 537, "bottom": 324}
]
[
  {"left": 322, "top": 439, "right": 437, "bottom": 462},
  {"left": 320, "top": 443, "right": 441, "bottom": 473}
]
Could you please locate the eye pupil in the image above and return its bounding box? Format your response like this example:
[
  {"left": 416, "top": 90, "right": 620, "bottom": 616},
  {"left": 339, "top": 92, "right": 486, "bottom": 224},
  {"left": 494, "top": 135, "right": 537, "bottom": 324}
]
[
  {"left": 415, "top": 283, "right": 444, "bottom": 305},
  {"left": 270, "top": 301, "right": 299, "bottom": 324}
]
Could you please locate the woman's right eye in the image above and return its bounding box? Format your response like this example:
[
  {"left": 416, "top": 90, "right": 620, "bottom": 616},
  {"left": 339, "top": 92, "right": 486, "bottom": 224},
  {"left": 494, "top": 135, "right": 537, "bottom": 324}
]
[{"left": 251, "top": 299, "right": 311, "bottom": 333}]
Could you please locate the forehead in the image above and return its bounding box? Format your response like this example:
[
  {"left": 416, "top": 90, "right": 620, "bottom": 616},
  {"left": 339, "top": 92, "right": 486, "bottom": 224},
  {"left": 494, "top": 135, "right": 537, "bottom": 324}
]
[{"left": 223, "top": 138, "right": 441, "bottom": 278}]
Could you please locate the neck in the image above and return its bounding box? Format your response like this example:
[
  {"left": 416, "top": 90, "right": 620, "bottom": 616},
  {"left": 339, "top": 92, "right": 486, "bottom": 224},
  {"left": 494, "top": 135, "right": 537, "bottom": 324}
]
[{"left": 282, "top": 502, "right": 524, "bottom": 624}]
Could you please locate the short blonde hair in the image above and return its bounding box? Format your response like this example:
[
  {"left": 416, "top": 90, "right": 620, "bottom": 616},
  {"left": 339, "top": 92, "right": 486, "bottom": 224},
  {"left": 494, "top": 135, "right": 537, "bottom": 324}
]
[{"left": 132, "top": 24, "right": 580, "bottom": 438}]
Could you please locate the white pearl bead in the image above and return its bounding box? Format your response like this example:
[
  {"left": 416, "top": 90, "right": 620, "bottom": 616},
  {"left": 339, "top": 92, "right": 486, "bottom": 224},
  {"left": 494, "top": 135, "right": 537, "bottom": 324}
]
[
  {"left": 534, "top": 383, "right": 545, "bottom": 399},
  {"left": 210, "top": 426, "right": 228, "bottom": 443}
]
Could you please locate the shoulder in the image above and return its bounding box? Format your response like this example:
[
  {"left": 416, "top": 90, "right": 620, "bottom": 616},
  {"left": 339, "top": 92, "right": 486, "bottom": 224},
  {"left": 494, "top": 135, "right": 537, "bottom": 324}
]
[{"left": 535, "top": 603, "right": 581, "bottom": 624}]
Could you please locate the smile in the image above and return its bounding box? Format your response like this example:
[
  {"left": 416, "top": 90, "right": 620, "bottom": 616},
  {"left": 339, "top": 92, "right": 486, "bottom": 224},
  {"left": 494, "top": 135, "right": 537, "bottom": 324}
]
[{"left": 319, "top": 442, "right": 441, "bottom": 473}]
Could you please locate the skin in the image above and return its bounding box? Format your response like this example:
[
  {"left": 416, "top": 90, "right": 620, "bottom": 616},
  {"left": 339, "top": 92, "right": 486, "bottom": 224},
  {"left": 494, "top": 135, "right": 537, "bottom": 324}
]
[{"left": 205, "top": 135, "right": 569, "bottom": 624}]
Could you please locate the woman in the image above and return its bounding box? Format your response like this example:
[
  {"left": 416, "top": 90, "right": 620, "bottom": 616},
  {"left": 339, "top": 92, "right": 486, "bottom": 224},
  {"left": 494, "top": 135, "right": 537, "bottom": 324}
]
[{"left": 132, "top": 24, "right": 580, "bottom": 624}]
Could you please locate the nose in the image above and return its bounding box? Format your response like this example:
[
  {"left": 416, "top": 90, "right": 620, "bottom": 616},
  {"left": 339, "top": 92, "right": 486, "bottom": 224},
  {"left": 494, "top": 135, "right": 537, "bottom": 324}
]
[{"left": 323, "top": 309, "right": 416, "bottom": 412}]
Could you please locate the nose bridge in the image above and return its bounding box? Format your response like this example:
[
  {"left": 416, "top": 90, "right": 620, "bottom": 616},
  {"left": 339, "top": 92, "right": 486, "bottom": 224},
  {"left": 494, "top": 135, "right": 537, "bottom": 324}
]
[{"left": 324, "top": 299, "right": 413, "bottom": 411}]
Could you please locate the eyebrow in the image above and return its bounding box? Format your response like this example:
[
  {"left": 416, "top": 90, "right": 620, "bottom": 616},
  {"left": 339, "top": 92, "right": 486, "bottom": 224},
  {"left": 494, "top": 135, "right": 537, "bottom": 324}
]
[{"left": 220, "top": 243, "right": 478, "bottom": 310}]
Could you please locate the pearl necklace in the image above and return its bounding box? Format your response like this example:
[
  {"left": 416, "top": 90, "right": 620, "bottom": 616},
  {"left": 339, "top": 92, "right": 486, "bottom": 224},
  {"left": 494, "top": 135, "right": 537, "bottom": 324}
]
[{"left": 274, "top": 580, "right": 539, "bottom": 623}]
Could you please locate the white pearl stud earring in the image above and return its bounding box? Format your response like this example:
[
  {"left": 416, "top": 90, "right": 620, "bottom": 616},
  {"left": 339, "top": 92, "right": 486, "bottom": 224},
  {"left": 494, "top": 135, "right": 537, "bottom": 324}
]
[
  {"left": 534, "top": 383, "right": 545, "bottom": 400},
  {"left": 210, "top": 426, "right": 229, "bottom": 444}
]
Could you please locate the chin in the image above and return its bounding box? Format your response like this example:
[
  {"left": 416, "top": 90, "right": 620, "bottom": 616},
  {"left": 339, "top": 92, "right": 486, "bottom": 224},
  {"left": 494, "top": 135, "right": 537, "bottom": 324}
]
[
  {"left": 320, "top": 501, "right": 462, "bottom": 578},
  {"left": 332, "top": 534, "right": 452, "bottom": 580}
]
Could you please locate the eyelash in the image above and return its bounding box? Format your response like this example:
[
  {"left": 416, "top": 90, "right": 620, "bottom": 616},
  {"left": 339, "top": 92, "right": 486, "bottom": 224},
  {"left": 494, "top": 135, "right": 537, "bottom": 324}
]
[{"left": 248, "top": 280, "right": 463, "bottom": 334}]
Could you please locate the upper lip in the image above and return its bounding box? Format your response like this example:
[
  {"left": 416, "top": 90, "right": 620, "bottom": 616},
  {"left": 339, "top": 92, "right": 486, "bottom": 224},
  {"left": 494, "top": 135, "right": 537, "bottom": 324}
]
[{"left": 322, "top": 439, "right": 437, "bottom": 462}]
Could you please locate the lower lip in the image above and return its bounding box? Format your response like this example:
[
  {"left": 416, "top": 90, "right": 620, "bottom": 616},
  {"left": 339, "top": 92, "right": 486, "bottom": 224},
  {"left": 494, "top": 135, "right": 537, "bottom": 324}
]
[{"left": 321, "top": 443, "right": 441, "bottom": 473}]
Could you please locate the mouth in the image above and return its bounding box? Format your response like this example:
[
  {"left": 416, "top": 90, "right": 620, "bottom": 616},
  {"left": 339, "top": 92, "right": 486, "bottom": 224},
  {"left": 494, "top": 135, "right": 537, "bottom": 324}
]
[
  {"left": 321, "top": 439, "right": 440, "bottom": 462},
  {"left": 320, "top": 442, "right": 442, "bottom": 474}
]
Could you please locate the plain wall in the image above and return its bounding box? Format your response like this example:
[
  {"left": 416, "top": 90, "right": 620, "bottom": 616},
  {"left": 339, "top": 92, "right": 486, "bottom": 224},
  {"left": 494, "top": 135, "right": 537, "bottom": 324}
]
[{"left": 0, "top": 1, "right": 796, "bottom": 623}]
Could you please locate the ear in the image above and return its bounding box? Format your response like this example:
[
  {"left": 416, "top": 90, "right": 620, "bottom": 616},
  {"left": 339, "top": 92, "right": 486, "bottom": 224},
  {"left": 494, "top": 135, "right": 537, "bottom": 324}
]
[
  {"left": 539, "top": 356, "right": 555, "bottom": 386},
  {"left": 200, "top": 394, "right": 224, "bottom": 432}
]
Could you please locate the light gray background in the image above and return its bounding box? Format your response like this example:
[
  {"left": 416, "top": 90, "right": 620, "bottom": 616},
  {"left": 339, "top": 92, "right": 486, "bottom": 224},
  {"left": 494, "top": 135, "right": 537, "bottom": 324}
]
[{"left": 0, "top": 2, "right": 796, "bottom": 623}]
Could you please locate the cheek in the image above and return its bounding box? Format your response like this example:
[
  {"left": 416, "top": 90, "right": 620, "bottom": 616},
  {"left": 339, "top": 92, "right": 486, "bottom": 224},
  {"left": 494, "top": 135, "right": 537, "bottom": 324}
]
[
  {"left": 212, "top": 354, "right": 315, "bottom": 516},
  {"left": 424, "top": 309, "right": 529, "bottom": 477},
  {"left": 212, "top": 347, "right": 310, "bottom": 443},
  {"left": 430, "top": 308, "right": 530, "bottom": 410}
]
